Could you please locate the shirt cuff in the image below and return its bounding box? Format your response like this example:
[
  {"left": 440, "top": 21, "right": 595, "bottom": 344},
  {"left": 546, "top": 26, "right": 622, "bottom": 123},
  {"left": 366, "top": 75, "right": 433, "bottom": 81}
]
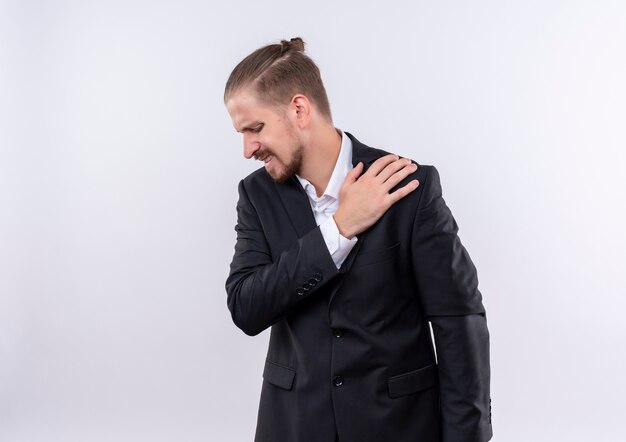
[{"left": 319, "top": 216, "right": 358, "bottom": 269}]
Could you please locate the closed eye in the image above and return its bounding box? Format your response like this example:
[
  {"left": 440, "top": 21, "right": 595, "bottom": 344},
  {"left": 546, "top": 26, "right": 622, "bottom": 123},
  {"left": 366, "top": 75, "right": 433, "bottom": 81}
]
[{"left": 251, "top": 124, "right": 264, "bottom": 133}]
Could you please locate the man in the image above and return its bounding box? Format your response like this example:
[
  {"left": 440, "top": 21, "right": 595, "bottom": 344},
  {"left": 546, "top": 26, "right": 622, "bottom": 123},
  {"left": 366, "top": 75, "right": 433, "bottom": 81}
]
[{"left": 224, "top": 37, "right": 492, "bottom": 442}]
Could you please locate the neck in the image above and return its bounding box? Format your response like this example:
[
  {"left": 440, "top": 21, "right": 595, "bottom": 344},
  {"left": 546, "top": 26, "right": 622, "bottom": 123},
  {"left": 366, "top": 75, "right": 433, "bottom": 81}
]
[{"left": 298, "top": 124, "right": 342, "bottom": 197}]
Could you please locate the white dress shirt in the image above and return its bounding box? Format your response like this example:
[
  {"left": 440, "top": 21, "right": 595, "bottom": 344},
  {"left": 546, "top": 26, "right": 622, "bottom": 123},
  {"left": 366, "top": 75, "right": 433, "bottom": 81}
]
[{"left": 296, "top": 130, "right": 358, "bottom": 269}]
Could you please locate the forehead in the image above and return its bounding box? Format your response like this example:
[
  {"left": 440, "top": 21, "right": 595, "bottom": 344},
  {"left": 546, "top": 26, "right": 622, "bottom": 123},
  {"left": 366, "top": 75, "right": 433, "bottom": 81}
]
[{"left": 226, "top": 88, "right": 277, "bottom": 131}]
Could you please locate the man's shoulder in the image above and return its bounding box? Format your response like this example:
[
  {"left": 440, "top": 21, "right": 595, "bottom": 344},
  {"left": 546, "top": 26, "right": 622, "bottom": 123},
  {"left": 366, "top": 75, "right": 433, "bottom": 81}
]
[
  {"left": 346, "top": 131, "right": 431, "bottom": 171},
  {"left": 348, "top": 133, "right": 435, "bottom": 186},
  {"left": 240, "top": 166, "right": 274, "bottom": 191}
]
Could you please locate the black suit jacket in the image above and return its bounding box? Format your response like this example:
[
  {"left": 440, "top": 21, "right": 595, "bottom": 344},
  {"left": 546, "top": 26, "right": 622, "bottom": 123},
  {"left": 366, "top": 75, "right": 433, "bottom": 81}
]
[{"left": 225, "top": 133, "right": 492, "bottom": 442}]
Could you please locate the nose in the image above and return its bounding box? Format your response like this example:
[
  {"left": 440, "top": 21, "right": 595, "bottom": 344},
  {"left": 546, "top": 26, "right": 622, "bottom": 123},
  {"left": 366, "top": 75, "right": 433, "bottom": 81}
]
[{"left": 243, "top": 133, "right": 261, "bottom": 159}]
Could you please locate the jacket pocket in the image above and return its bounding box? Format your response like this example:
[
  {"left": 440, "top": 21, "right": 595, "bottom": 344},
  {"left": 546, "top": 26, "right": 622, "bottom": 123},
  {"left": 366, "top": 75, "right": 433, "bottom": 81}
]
[
  {"left": 354, "top": 242, "right": 400, "bottom": 267},
  {"left": 387, "top": 363, "right": 438, "bottom": 398},
  {"left": 263, "top": 360, "right": 296, "bottom": 390}
]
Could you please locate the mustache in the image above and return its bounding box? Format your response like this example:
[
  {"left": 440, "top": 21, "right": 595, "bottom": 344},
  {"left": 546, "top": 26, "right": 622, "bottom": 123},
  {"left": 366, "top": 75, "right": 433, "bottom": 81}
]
[{"left": 253, "top": 150, "right": 274, "bottom": 161}]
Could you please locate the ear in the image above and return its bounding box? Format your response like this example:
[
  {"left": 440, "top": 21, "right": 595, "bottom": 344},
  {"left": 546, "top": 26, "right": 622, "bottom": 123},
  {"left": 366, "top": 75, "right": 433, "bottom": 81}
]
[{"left": 290, "top": 94, "right": 312, "bottom": 128}]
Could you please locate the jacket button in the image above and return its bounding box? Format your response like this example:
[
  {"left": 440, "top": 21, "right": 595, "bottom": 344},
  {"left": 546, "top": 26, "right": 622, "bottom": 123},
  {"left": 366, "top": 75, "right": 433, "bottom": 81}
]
[
  {"left": 332, "top": 376, "right": 344, "bottom": 387},
  {"left": 314, "top": 273, "right": 322, "bottom": 282},
  {"left": 296, "top": 288, "right": 304, "bottom": 296},
  {"left": 302, "top": 282, "right": 311, "bottom": 291},
  {"left": 332, "top": 329, "right": 343, "bottom": 338},
  {"left": 308, "top": 277, "right": 317, "bottom": 286}
]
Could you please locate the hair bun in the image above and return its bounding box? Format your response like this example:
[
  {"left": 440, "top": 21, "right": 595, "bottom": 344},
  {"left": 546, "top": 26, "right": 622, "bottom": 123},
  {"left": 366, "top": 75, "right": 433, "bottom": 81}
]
[{"left": 280, "top": 37, "right": 305, "bottom": 54}]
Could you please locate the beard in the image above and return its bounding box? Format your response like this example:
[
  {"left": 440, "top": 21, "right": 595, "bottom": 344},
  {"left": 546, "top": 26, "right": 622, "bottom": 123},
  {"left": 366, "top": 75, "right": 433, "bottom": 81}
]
[
  {"left": 269, "top": 144, "right": 303, "bottom": 183},
  {"left": 260, "top": 127, "right": 304, "bottom": 183}
]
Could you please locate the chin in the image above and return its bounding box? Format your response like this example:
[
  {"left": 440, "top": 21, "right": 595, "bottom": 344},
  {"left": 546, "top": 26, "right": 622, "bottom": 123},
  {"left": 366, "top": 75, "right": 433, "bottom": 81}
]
[
  {"left": 267, "top": 160, "right": 299, "bottom": 183},
  {"left": 269, "top": 170, "right": 293, "bottom": 183}
]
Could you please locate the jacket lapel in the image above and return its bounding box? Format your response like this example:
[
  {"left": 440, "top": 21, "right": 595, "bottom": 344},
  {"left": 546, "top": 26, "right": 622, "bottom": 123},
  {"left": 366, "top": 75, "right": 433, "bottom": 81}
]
[
  {"left": 328, "top": 133, "right": 387, "bottom": 305},
  {"left": 275, "top": 177, "right": 317, "bottom": 239},
  {"left": 347, "top": 132, "right": 383, "bottom": 169},
  {"left": 334, "top": 132, "right": 385, "bottom": 273}
]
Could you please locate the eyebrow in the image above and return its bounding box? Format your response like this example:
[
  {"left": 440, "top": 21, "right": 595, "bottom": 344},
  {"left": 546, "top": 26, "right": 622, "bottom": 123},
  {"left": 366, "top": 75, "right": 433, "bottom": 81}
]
[{"left": 236, "top": 121, "right": 263, "bottom": 133}]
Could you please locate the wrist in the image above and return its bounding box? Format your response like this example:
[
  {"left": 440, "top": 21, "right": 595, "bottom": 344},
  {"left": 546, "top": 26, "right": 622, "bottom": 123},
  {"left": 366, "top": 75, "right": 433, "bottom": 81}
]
[{"left": 333, "top": 213, "right": 355, "bottom": 239}]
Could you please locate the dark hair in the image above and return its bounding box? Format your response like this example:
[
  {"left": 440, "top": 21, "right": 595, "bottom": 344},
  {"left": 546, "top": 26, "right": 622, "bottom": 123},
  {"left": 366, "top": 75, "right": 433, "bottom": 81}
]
[{"left": 224, "top": 37, "right": 332, "bottom": 121}]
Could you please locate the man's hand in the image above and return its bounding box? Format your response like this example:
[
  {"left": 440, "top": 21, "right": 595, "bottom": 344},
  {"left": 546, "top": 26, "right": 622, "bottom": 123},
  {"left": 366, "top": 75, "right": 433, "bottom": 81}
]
[{"left": 333, "top": 154, "right": 419, "bottom": 239}]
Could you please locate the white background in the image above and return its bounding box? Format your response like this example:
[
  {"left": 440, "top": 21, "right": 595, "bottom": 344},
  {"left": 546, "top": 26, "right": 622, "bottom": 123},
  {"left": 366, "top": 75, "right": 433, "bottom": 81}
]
[{"left": 1, "top": 1, "right": 625, "bottom": 441}]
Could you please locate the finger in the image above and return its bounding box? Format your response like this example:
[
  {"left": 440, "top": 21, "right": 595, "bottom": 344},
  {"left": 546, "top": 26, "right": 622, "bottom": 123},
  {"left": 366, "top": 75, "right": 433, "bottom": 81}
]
[
  {"left": 382, "top": 162, "right": 418, "bottom": 191},
  {"left": 385, "top": 179, "right": 420, "bottom": 205},
  {"left": 365, "top": 154, "right": 400, "bottom": 177},
  {"left": 377, "top": 158, "right": 415, "bottom": 184},
  {"left": 345, "top": 162, "right": 364, "bottom": 184}
]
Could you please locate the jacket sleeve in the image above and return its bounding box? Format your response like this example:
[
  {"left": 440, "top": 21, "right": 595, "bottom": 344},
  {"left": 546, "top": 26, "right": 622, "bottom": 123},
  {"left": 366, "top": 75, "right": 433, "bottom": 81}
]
[
  {"left": 411, "top": 166, "right": 493, "bottom": 442},
  {"left": 225, "top": 179, "right": 340, "bottom": 336}
]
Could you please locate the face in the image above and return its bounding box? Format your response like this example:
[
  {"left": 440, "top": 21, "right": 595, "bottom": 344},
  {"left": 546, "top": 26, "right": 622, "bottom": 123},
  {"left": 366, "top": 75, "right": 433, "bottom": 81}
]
[{"left": 226, "top": 88, "right": 304, "bottom": 183}]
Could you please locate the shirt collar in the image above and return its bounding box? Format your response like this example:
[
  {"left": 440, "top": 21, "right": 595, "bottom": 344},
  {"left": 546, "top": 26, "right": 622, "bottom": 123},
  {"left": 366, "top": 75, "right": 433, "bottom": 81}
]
[{"left": 296, "top": 129, "right": 353, "bottom": 200}]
